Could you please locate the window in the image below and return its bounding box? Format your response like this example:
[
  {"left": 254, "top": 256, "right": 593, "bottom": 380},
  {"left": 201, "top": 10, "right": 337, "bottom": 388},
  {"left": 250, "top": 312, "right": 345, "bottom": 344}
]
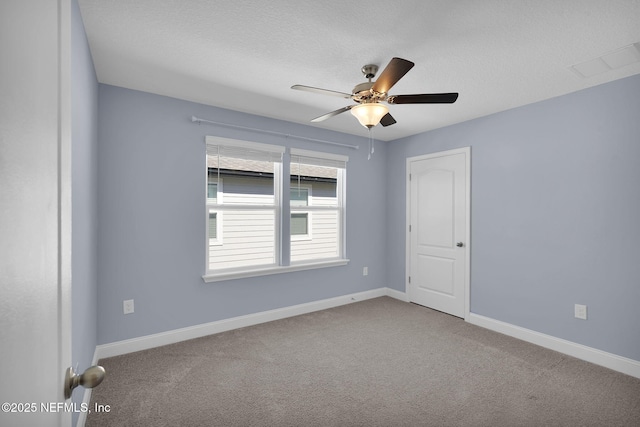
[
  {"left": 290, "top": 187, "right": 310, "bottom": 239},
  {"left": 204, "top": 137, "right": 348, "bottom": 281},
  {"left": 207, "top": 181, "right": 218, "bottom": 201},
  {"left": 290, "top": 187, "right": 309, "bottom": 206},
  {"left": 206, "top": 177, "right": 222, "bottom": 243},
  {"left": 206, "top": 138, "right": 284, "bottom": 272},
  {"left": 290, "top": 149, "right": 346, "bottom": 263},
  {"left": 290, "top": 213, "right": 308, "bottom": 236},
  {"left": 208, "top": 213, "right": 217, "bottom": 239}
]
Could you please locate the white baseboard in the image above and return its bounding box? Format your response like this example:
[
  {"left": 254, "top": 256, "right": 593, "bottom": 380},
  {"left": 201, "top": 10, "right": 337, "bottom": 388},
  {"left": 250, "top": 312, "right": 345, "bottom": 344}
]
[
  {"left": 385, "top": 290, "right": 640, "bottom": 379},
  {"left": 468, "top": 313, "right": 640, "bottom": 379},
  {"left": 95, "top": 288, "right": 389, "bottom": 360},
  {"left": 385, "top": 287, "right": 409, "bottom": 302},
  {"left": 92, "top": 288, "right": 639, "bottom": 381}
]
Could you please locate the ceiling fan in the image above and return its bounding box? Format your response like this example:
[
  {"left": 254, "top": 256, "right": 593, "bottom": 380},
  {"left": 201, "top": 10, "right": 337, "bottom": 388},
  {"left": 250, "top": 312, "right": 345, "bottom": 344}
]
[{"left": 292, "top": 57, "right": 459, "bottom": 129}]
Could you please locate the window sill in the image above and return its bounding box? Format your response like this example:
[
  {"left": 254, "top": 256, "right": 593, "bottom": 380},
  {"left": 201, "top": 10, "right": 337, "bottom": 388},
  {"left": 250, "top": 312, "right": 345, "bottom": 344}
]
[{"left": 202, "top": 258, "right": 350, "bottom": 283}]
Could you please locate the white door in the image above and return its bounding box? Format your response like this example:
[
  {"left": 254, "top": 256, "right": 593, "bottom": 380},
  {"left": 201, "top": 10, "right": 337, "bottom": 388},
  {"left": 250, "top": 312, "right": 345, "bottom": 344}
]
[
  {"left": 407, "top": 148, "right": 470, "bottom": 318},
  {"left": 0, "top": 1, "right": 72, "bottom": 425}
]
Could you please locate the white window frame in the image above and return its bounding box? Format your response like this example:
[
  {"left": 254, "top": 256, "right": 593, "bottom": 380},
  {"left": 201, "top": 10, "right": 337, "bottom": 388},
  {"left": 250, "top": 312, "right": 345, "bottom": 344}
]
[{"left": 203, "top": 138, "right": 349, "bottom": 283}]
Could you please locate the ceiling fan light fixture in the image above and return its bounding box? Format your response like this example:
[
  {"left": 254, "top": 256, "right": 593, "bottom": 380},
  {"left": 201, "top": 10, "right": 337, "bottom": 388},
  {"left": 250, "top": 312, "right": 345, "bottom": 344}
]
[
  {"left": 293, "top": 58, "right": 457, "bottom": 129},
  {"left": 350, "top": 102, "right": 389, "bottom": 128}
]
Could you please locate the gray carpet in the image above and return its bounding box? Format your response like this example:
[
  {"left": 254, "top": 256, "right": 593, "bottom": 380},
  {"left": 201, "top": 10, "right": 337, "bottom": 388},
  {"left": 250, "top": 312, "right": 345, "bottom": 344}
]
[{"left": 87, "top": 297, "right": 640, "bottom": 426}]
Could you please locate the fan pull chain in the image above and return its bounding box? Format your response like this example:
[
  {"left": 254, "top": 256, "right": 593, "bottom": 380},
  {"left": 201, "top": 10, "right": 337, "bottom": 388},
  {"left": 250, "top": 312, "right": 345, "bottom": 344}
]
[{"left": 367, "top": 128, "right": 375, "bottom": 160}]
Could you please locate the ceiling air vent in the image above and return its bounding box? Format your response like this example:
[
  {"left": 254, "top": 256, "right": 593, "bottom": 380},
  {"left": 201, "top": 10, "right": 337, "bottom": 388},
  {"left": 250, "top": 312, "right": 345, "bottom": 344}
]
[{"left": 570, "top": 42, "right": 640, "bottom": 78}]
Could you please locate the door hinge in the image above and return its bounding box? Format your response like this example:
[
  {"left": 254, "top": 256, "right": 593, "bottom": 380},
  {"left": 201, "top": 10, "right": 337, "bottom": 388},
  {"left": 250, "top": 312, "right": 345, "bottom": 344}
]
[
  {"left": 409, "top": 224, "right": 412, "bottom": 232},
  {"left": 409, "top": 173, "right": 412, "bottom": 181},
  {"left": 408, "top": 276, "right": 411, "bottom": 284}
]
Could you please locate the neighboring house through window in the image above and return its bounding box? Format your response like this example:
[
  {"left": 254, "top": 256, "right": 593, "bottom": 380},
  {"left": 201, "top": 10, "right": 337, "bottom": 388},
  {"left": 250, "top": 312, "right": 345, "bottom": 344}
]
[{"left": 204, "top": 137, "right": 348, "bottom": 279}]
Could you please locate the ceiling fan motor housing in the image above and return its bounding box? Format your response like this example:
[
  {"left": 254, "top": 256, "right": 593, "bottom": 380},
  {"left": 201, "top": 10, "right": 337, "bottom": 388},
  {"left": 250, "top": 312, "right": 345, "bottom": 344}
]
[
  {"left": 352, "top": 81, "right": 385, "bottom": 103},
  {"left": 361, "top": 64, "right": 378, "bottom": 79}
]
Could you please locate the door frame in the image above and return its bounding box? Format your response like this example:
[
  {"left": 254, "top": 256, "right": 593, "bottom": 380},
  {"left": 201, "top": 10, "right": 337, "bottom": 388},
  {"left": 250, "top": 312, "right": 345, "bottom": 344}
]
[{"left": 405, "top": 147, "right": 471, "bottom": 320}]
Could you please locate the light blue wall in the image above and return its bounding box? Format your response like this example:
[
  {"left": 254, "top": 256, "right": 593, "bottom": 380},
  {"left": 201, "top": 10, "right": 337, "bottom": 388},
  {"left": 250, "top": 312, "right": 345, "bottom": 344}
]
[
  {"left": 96, "top": 85, "right": 388, "bottom": 344},
  {"left": 71, "top": 0, "right": 99, "bottom": 423},
  {"left": 93, "top": 57, "right": 639, "bottom": 362},
  {"left": 387, "top": 74, "right": 640, "bottom": 361}
]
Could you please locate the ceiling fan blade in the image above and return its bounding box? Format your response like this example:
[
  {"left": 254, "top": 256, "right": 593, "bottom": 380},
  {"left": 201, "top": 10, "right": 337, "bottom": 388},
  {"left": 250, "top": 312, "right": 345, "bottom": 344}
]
[
  {"left": 291, "top": 85, "right": 353, "bottom": 99},
  {"left": 380, "top": 113, "right": 397, "bottom": 127},
  {"left": 371, "top": 57, "right": 415, "bottom": 94},
  {"left": 387, "top": 93, "right": 459, "bottom": 104},
  {"left": 310, "top": 106, "right": 353, "bottom": 122}
]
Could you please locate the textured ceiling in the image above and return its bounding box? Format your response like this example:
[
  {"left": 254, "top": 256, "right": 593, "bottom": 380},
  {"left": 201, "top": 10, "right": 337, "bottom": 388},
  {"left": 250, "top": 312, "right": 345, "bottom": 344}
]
[{"left": 77, "top": 0, "right": 640, "bottom": 141}]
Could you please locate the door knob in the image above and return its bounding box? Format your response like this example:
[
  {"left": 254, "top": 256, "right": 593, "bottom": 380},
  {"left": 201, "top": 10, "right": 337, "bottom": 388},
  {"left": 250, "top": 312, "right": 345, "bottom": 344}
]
[
  {"left": 456, "top": 242, "right": 464, "bottom": 247},
  {"left": 64, "top": 365, "right": 106, "bottom": 399}
]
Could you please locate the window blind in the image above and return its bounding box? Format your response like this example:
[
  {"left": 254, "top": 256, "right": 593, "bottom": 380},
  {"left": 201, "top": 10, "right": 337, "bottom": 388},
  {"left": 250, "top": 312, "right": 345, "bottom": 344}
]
[
  {"left": 206, "top": 136, "right": 285, "bottom": 163},
  {"left": 290, "top": 148, "right": 347, "bottom": 169}
]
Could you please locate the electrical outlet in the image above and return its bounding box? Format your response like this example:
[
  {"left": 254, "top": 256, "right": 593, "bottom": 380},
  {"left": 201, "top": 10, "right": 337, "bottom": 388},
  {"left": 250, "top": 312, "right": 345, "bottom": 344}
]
[
  {"left": 363, "top": 266, "right": 368, "bottom": 276},
  {"left": 574, "top": 304, "right": 587, "bottom": 320},
  {"left": 123, "top": 299, "right": 135, "bottom": 315}
]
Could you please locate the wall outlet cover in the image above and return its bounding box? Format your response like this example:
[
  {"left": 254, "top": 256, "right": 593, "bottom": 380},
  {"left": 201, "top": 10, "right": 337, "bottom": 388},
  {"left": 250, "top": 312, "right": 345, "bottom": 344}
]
[
  {"left": 574, "top": 304, "right": 587, "bottom": 320},
  {"left": 123, "top": 299, "right": 135, "bottom": 315}
]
